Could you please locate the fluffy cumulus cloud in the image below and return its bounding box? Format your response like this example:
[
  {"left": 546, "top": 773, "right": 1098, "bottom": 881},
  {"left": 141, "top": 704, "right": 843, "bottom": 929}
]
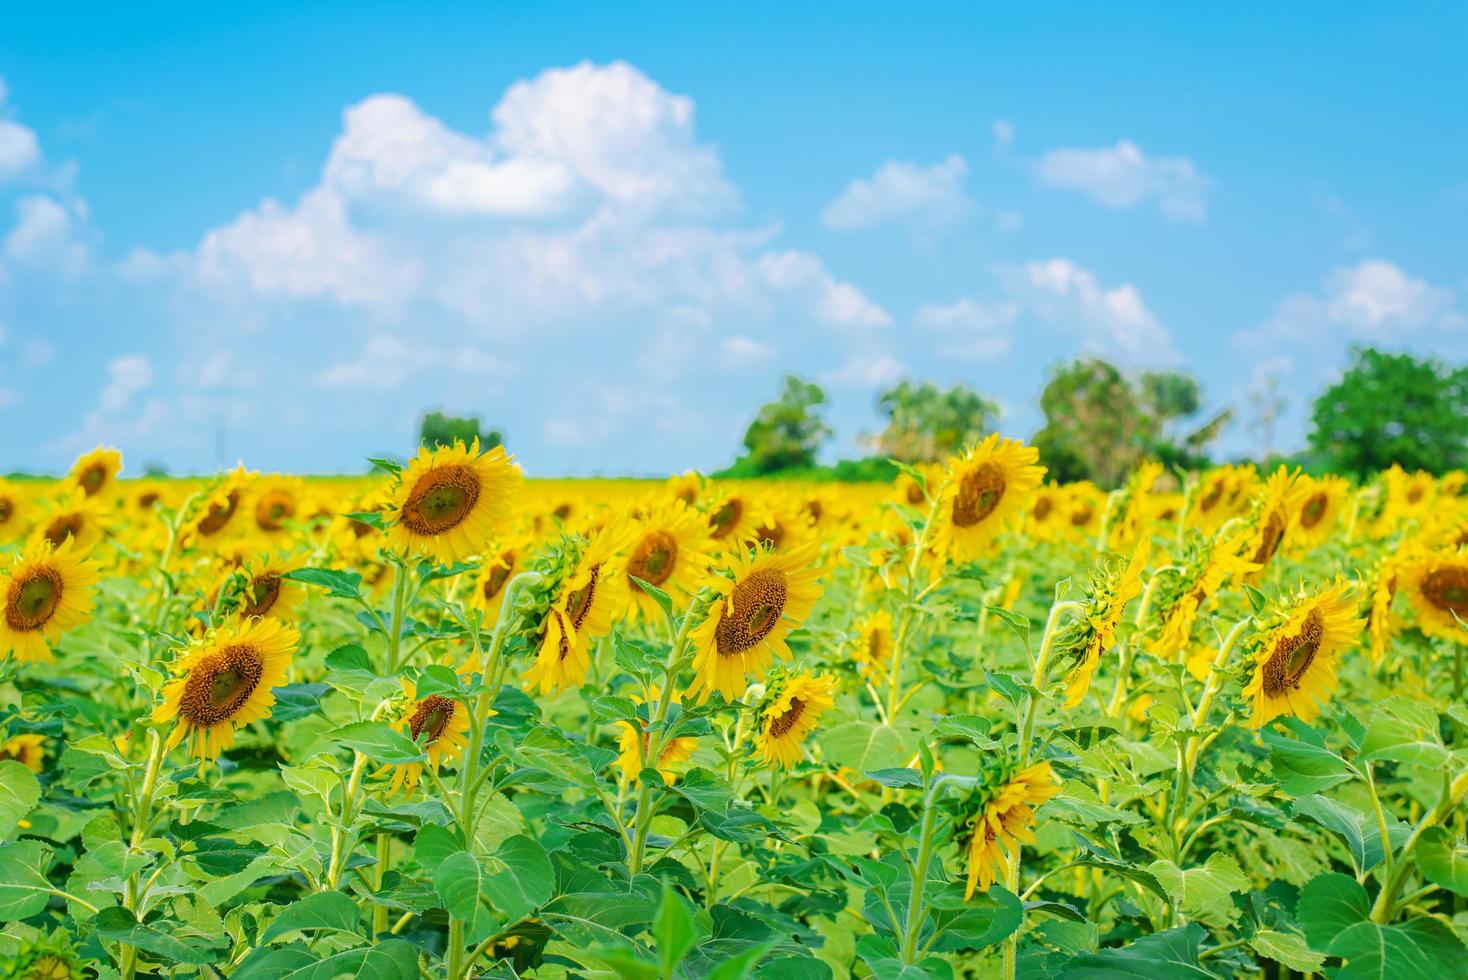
[
  {"left": 1241, "top": 259, "right": 1461, "bottom": 348},
  {"left": 912, "top": 298, "right": 1017, "bottom": 361},
  {"left": 0, "top": 78, "right": 42, "bottom": 184},
  {"left": 820, "top": 155, "right": 972, "bottom": 231},
  {"left": 1033, "top": 140, "right": 1210, "bottom": 221}
]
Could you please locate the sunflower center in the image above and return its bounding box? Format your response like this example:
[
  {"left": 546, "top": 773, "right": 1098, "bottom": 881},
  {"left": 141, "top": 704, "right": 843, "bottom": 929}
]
[
  {"left": 483, "top": 552, "right": 515, "bottom": 600},
  {"left": 79, "top": 463, "right": 108, "bottom": 495},
  {"left": 408, "top": 695, "right": 456, "bottom": 743},
  {"left": 755, "top": 522, "right": 784, "bottom": 551},
  {"left": 709, "top": 499, "right": 743, "bottom": 539},
  {"left": 43, "top": 514, "right": 83, "bottom": 547},
  {"left": 1300, "top": 493, "right": 1328, "bottom": 529},
  {"left": 1262, "top": 609, "right": 1323, "bottom": 696},
  {"left": 1421, "top": 567, "right": 1468, "bottom": 615},
  {"left": 566, "top": 564, "right": 601, "bottom": 630},
  {"left": 400, "top": 466, "right": 481, "bottom": 536},
  {"left": 628, "top": 532, "right": 678, "bottom": 586},
  {"left": 768, "top": 697, "right": 806, "bottom": 738},
  {"left": 715, "top": 568, "right": 788, "bottom": 655},
  {"left": 1033, "top": 496, "right": 1053, "bottom": 521},
  {"left": 1250, "top": 510, "right": 1286, "bottom": 566},
  {"left": 906, "top": 483, "right": 925, "bottom": 505},
  {"left": 242, "top": 574, "right": 282, "bottom": 617},
  {"left": 805, "top": 499, "right": 823, "bottom": 522},
  {"left": 1407, "top": 485, "right": 1424, "bottom": 504},
  {"left": 1199, "top": 481, "right": 1224, "bottom": 512},
  {"left": 1069, "top": 505, "right": 1094, "bottom": 527},
  {"left": 137, "top": 491, "right": 160, "bottom": 510},
  {"left": 866, "top": 630, "right": 883, "bottom": 661},
  {"left": 179, "top": 643, "right": 265, "bottom": 726},
  {"left": 256, "top": 493, "right": 294, "bottom": 531},
  {"left": 953, "top": 463, "right": 1006, "bottom": 528},
  {"left": 198, "top": 490, "right": 240, "bottom": 535},
  {"left": 0, "top": 496, "right": 12, "bottom": 526},
  {"left": 6, "top": 567, "right": 63, "bottom": 631}
]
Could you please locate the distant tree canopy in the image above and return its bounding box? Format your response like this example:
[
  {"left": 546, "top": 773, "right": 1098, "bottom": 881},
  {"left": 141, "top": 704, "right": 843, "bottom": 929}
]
[
  {"left": 1308, "top": 346, "right": 1468, "bottom": 479},
  {"left": 868, "top": 380, "right": 1000, "bottom": 463},
  {"left": 419, "top": 412, "right": 504, "bottom": 452},
  {"left": 1033, "top": 357, "right": 1230, "bottom": 487},
  {"left": 737, "top": 375, "right": 833, "bottom": 474}
]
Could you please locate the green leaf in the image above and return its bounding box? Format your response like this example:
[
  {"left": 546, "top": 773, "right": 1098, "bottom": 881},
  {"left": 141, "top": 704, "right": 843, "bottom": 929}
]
[
  {"left": 1360, "top": 699, "right": 1450, "bottom": 769},
  {"left": 1298, "top": 872, "right": 1468, "bottom": 979},
  {"left": 1248, "top": 928, "right": 1325, "bottom": 973},
  {"left": 481, "top": 835, "right": 554, "bottom": 921},
  {"left": 1416, "top": 826, "right": 1468, "bottom": 897},
  {"left": 260, "top": 891, "right": 364, "bottom": 944},
  {"left": 0, "top": 840, "right": 55, "bottom": 920},
  {"left": 707, "top": 941, "right": 776, "bottom": 980},
  {"left": 1244, "top": 585, "right": 1268, "bottom": 616},
  {"left": 235, "top": 938, "right": 420, "bottom": 980},
  {"left": 327, "top": 721, "right": 427, "bottom": 765},
  {"left": 927, "top": 883, "right": 1023, "bottom": 952},
  {"left": 820, "top": 721, "right": 909, "bottom": 773},
  {"left": 284, "top": 566, "right": 363, "bottom": 599},
  {"left": 1060, "top": 923, "right": 1222, "bottom": 978},
  {"left": 1146, "top": 854, "right": 1249, "bottom": 928},
  {"left": 0, "top": 761, "right": 41, "bottom": 843},
  {"left": 92, "top": 907, "right": 221, "bottom": 965},
  {"left": 654, "top": 882, "right": 698, "bottom": 976},
  {"left": 1262, "top": 726, "right": 1353, "bottom": 796},
  {"left": 1292, "top": 795, "right": 1409, "bottom": 875},
  {"left": 367, "top": 457, "right": 403, "bottom": 475},
  {"left": 865, "top": 768, "right": 923, "bottom": 789},
  {"left": 434, "top": 850, "right": 484, "bottom": 920},
  {"left": 343, "top": 510, "right": 386, "bottom": 530},
  {"left": 984, "top": 606, "right": 1031, "bottom": 651},
  {"left": 414, "top": 823, "right": 460, "bottom": 876},
  {"left": 630, "top": 575, "right": 677, "bottom": 625}
]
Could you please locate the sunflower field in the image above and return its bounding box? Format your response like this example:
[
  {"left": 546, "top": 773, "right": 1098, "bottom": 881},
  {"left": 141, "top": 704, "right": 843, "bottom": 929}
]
[{"left": 0, "top": 439, "right": 1466, "bottom": 980}]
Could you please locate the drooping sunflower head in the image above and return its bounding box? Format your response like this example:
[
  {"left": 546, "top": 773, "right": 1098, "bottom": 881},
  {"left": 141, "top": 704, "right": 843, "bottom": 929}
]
[
  {"left": 0, "top": 733, "right": 47, "bottom": 773},
  {"left": 1190, "top": 464, "right": 1258, "bottom": 532},
  {"left": 207, "top": 551, "right": 309, "bottom": 625},
  {"left": 1401, "top": 553, "right": 1468, "bottom": 644},
  {"left": 523, "top": 517, "right": 634, "bottom": 695},
  {"left": 851, "top": 608, "right": 894, "bottom": 678},
  {"left": 622, "top": 499, "right": 712, "bottom": 621},
  {"left": 69, "top": 445, "right": 122, "bottom": 498},
  {"left": 1241, "top": 579, "right": 1364, "bottom": 728},
  {"left": 9, "top": 936, "right": 86, "bottom": 980},
  {"left": 387, "top": 439, "right": 520, "bottom": 565},
  {"left": 1060, "top": 538, "right": 1150, "bottom": 709},
  {"left": 382, "top": 676, "right": 473, "bottom": 794},
  {"left": 152, "top": 616, "right": 299, "bottom": 759},
  {"left": 1291, "top": 474, "right": 1351, "bottom": 550},
  {"left": 468, "top": 534, "right": 528, "bottom": 622},
  {"left": 930, "top": 435, "right": 1045, "bottom": 566},
  {"left": 1108, "top": 461, "right": 1167, "bottom": 549},
  {"left": 957, "top": 760, "right": 1061, "bottom": 898},
  {"left": 1237, "top": 466, "right": 1307, "bottom": 581},
  {"left": 189, "top": 465, "right": 258, "bottom": 546},
  {"left": 251, "top": 476, "right": 306, "bottom": 536},
  {"left": 0, "top": 540, "right": 101, "bottom": 665},
  {"left": 616, "top": 685, "right": 697, "bottom": 785},
  {"left": 686, "top": 540, "right": 826, "bottom": 704},
  {"left": 30, "top": 491, "right": 106, "bottom": 555},
  {"left": 752, "top": 669, "right": 837, "bottom": 768}
]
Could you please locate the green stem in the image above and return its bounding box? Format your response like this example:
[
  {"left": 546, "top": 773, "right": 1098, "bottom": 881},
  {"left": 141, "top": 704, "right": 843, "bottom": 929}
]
[
  {"left": 119, "top": 729, "right": 167, "bottom": 980},
  {"left": 1370, "top": 769, "right": 1468, "bottom": 923},
  {"left": 899, "top": 782, "right": 941, "bottom": 964}
]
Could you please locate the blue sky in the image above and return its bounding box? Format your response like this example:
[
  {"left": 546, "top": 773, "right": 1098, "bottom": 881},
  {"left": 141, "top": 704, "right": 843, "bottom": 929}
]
[{"left": 1, "top": 3, "right": 1465, "bottom": 475}]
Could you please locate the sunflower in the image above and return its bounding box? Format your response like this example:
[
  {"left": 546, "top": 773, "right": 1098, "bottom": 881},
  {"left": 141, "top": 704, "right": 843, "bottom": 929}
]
[
  {"left": 616, "top": 686, "right": 697, "bottom": 785},
  {"left": 1150, "top": 536, "right": 1258, "bottom": 658},
  {"left": 69, "top": 446, "right": 122, "bottom": 498},
  {"left": 189, "top": 465, "right": 256, "bottom": 545},
  {"left": 686, "top": 540, "right": 825, "bottom": 704},
  {"left": 749, "top": 495, "right": 817, "bottom": 557},
  {"left": 1026, "top": 483, "right": 1065, "bottom": 541},
  {"left": 382, "top": 677, "right": 472, "bottom": 794},
  {"left": 667, "top": 471, "right": 702, "bottom": 507},
  {"left": 1292, "top": 475, "right": 1350, "bottom": 550},
  {"left": 524, "top": 519, "right": 632, "bottom": 695},
  {"left": 1241, "top": 580, "right": 1363, "bottom": 728},
  {"left": 1401, "top": 553, "right": 1468, "bottom": 643},
  {"left": 961, "top": 761, "right": 1061, "bottom": 898},
  {"left": 152, "top": 617, "right": 299, "bottom": 759},
  {"left": 1109, "top": 462, "right": 1166, "bottom": 549},
  {"left": 9, "top": 940, "right": 85, "bottom": 980},
  {"left": 251, "top": 476, "right": 306, "bottom": 536},
  {"left": 752, "top": 670, "right": 836, "bottom": 768},
  {"left": 622, "top": 500, "right": 712, "bottom": 622},
  {"left": 468, "top": 538, "right": 524, "bottom": 623},
  {"left": 0, "top": 541, "right": 101, "bottom": 664},
  {"left": 1380, "top": 465, "right": 1435, "bottom": 530},
  {"left": 1062, "top": 482, "right": 1106, "bottom": 540},
  {"left": 851, "top": 608, "right": 894, "bottom": 678},
  {"left": 1190, "top": 464, "right": 1257, "bottom": 533},
  {"left": 1365, "top": 551, "right": 1410, "bottom": 660},
  {"left": 30, "top": 491, "right": 105, "bottom": 554},
  {"left": 205, "top": 552, "right": 308, "bottom": 624},
  {"left": 930, "top": 436, "right": 1045, "bottom": 566},
  {"left": 0, "top": 733, "right": 46, "bottom": 772},
  {"left": 1061, "top": 540, "right": 1150, "bottom": 709},
  {"left": 386, "top": 439, "right": 520, "bottom": 565},
  {"left": 0, "top": 479, "right": 25, "bottom": 540},
  {"left": 1238, "top": 467, "right": 1306, "bottom": 583},
  {"left": 892, "top": 463, "right": 941, "bottom": 509},
  {"left": 705, "top": 491, "right": 760, "bottom": 551}
]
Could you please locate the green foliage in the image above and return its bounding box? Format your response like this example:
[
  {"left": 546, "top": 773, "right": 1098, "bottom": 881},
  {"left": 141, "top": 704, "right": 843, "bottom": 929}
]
[
  {"left": 869, "top": 379, "right": 1000, "bottom": 462},
  {"left": 733, "top": 374, "right": 833, "bottom": 474},
  {"left": 419, "top": 410, "right": 504, "bottom": 451},
  {"left": 1308, "top": 346, "right": 1468, "bottom": 478}
]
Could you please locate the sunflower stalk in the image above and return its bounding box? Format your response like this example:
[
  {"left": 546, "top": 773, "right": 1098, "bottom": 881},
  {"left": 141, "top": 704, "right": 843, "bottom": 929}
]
[
  {"left": 885, "top": 487, "right": 944, "bottom": 722},
  {"left": 117, "top": 727, "right": 168, "bottom": 980},
  {"left": 898, "top": 774, "right": 943, "bottom": 965},
  {"left": 627, "top": 596, "right": 696, "bottom": 875}
]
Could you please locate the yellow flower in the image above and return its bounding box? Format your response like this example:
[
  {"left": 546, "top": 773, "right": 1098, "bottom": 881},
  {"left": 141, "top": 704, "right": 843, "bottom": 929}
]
[
  {"left": 153, "top": 617, "right": 299, "bottom": 759},
  {"left": 468, "top": 538, "right": 524, "bottom": 624},
  {"left": 930, "top": 435, "right": 1045, "bottom": 566},
  {"left": 0, "top": 540, "right": 101, "bottom": 664},
  {"left": 686, "top": 540, "right": 825, "bottom": 704},
  {"left": 1365, "top": 551, "right": 1411, "bottom": 660},
  {"left": 1401, "top": 553, "right": 1468, "bottom": 643},
  {"left": 1241, "top": 580, "right": 1364, "bottom": 728},
  {"left": 524, "top": 519, "right": 632, "bottom": 695},
  {"left": 1151, "top": 536, "right": 1257, "bottom": 659},
  {"left": 188, "top": 465, "right": 257, "bottom": 546},
  {"left": 963, "top": 762, "right": 1061, "bottom": 898},
  {"left": 1062, "top": 540, "right": 1150, "bottom": 709},
  {"left": 1061, "top": 482, "right": 1106, "bottom": 540},
  {"left": 622, "top": 500, "right": 712, "bottom": 622},
  {"left": 1379, "top": 465, "right": 1435, "bottom": 532},
  {"left": 752, "top": 670, "right": 837, "bottom": 768},
  {"left": 30, "top": 491, "right": 106, "bottom": 554},
  {"left": 69, "top": 446, "right": 122, "bottom": 498},
  {"left": 387, "top": 439, "right": 520, "bottom": 565},
  {"left": 383, "top": 677, "right": 472, "bottom": 794},
  {"left": 0, "top": 479, "right": 26, "bottom": 541},
  {"left": 202, "top": 552, "right": 309, "bottom": 627},
  {"left": 1291, "top": 475, "right": 1351, "bottom": 550},
  {"left": 0, "top": 733, "right": 46, "bottom": 772},
  {"left": 1238, "top": 467, "right": 1307, "bottom": 582},
  {"left": 1025, "top": 483, "right": 1066, "bottom": 541},
  {"left": 666, "top": 471, "right": 702, "bottom": 508},
  {"left": 851, "top": 609, "right": 894, "bottom": 679},
  {"left": 1189, "top": 464, "right": 1257, "bottom": 533},
  {"left": 704, "top": 490, "right": 761, "bottom": 553},
  {"left": 250, "top": 476, "right": 306, "bottom": 536},
  {"left": 615, "top": 686, "right": 696, "bottom": 785}
]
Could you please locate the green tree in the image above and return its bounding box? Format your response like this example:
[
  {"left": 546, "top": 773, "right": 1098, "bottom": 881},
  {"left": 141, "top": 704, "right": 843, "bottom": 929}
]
[
  {"left": 1033, "top": 358, "right": 1229, "bottom": 487},
  {"left": 1308, "top": 346, "right": 1468, "bottom": 478},
  {"left": 869, "top": 380, "right": 1000, "bottom": 462},
  {"left": 419, "top": 411, "right": 504, "bottom": 451},
  {"left": 738, "top": 375, "right": 833, "bottom": 474}
]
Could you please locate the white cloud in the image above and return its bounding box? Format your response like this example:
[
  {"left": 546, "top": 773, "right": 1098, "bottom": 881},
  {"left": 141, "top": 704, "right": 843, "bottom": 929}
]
[
  {"left": 1033, "top": 140, "right": 1210, "bottom": 221},
  {"left": 991, "top": 120, "right": 1015, "bottom": 149},
  {"left": 717, "top": 334, "right": 774, "bottom": 368},
  {"left": 99, "top": 354, "right": 154, "bottom": 412},
  {"left": 754, "top": 250, "right": 890, "bottom": 329},
  {"left": 822, "top": 351, "right": 905, "bottom": 389},
  {"left": 821, "top": 155, "right": 971, "bottom": 231},
  {"left": 1241, "top": 259, "right": 1460, "bottom": 347},
  {"left": 913, "top": 298, "right": 1017, "bottom": 360},
  {"left": 4, "top": 195, "right": 90, "bottom": 275},
  {"left": 1006, "top": 258, "right": 1177, "bottom": 362},
  {"left": 316, "top": 334, "right": 511, "bottom": 390},
  {"left": 0, "top": 77, "right": 41, "bottom": 183}
]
